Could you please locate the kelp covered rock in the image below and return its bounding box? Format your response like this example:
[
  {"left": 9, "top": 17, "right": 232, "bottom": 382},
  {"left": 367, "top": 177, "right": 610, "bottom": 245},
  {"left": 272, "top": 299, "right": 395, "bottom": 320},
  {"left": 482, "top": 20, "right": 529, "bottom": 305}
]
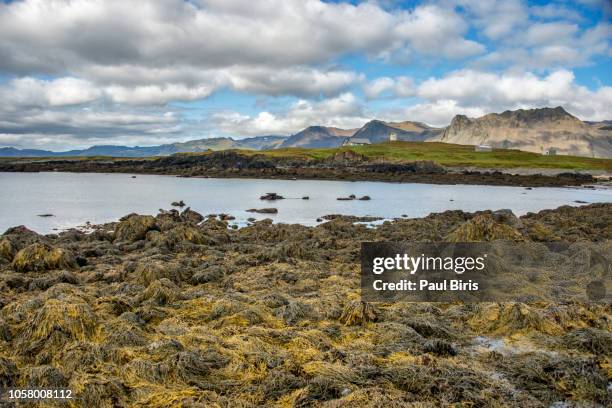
[
  {"left": 0, "top": 237, "right": 15, "bottom": 261},
  {"left": 446, "top": 213, "right": 525, "bottom": 242},
  {"left": 12, "top": 243, "right": 77, "bottom": 272},
  {"left": 0, "top": 203, "right": 609, "bottom": 407},
  {"left": 114, "top": 215, "right": 158, "bottom": 242}
]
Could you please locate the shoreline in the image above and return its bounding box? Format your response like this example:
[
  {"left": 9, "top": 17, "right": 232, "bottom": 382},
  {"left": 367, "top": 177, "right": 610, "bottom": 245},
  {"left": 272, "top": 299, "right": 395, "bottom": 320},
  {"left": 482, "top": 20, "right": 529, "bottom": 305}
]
[{"left": 0, "top": 155, "right": 608, "bottom": 187}]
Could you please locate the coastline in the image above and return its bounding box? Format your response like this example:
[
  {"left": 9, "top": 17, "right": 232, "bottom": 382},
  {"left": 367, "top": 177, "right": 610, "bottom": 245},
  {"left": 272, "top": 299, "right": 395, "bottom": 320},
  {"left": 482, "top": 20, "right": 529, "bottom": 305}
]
[{"left": 1, "top": 150, "right": 609, "bottom": 187}]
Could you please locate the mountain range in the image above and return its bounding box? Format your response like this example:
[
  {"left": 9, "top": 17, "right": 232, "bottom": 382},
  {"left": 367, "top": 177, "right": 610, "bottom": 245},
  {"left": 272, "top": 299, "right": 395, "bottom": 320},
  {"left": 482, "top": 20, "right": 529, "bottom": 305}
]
[
  {"left": 0, "top": 135, "right": 286, "bottom": 158},
  {"left": 439, "top": 107, "right": 612, "bottom": 158},
  {"left": 1, "top": 107, "right": 611, "bottom": 158}
]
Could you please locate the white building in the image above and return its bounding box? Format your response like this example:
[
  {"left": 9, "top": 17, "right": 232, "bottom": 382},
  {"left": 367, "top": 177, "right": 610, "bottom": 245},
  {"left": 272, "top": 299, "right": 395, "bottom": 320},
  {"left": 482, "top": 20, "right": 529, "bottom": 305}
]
[
  {"left": 474, "top": 145, "right": 493, "bottom": 152},
  {"left": 543, "top": 148, "right": 557, "bottom": 156},
  {"left": 389, "top": 133, "right": 397, "bottom": 142},
  {"left": 342, "top": 138, "right": 371, "bottom": 146}
]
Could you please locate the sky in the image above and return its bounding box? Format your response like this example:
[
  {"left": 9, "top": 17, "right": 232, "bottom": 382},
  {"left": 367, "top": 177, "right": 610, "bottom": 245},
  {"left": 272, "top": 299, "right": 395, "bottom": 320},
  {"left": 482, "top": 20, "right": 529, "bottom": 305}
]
[{"left": 0, "top": 0, "right": 610, "bottom": 150}]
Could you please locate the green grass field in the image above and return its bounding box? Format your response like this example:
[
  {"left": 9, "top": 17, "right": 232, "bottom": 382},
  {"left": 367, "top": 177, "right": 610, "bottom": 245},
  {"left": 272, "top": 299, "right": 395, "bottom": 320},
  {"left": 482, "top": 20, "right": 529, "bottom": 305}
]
[{"left": 255, "top": 141, "right": 612, "bottom": 171}]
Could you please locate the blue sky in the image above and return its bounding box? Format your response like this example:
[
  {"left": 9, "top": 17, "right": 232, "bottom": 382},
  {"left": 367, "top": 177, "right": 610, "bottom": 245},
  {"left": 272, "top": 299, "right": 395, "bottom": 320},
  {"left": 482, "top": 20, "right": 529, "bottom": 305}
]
[{"left": 0, "top": 0, "right": 610, "bottom": 150}]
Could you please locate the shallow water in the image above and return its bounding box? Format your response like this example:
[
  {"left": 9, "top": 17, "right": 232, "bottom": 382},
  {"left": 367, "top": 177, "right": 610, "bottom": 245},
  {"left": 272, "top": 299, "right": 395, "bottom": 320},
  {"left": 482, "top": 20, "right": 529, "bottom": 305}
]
[{"left": 1, "top": 172, "right": 611, "bottom": 234}]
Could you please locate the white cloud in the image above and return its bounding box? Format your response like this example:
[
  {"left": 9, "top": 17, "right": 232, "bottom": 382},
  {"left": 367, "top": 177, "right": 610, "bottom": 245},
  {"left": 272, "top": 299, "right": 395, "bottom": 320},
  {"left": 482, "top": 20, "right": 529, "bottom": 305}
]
[
  {"left": 363, "top": 76, "right": 414, "bottom": 99},
  {"left": 398, "top": 69, "right": 612, "bottom": 125},
  {"left": 0, "top": 0, "right": 482, "bottom": 83},
  {"left": 382, "top": 100, "right": 487, "bottom": 128},
  {"left": 212, "top": 93, "right": 368, "bottom": 135},
  {"left": 0, "top": 77, "right": 101, "bottom": 110}
]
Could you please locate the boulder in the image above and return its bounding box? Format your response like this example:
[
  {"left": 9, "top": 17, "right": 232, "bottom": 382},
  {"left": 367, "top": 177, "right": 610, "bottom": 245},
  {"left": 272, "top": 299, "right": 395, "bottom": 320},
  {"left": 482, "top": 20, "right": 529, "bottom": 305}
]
[
  {"left": 180, "top": 207, "right": 204, "bottom": 224},
  {"left": 12, "top": 243, "right": 77, "bottom": 272},
  {"left": 260, "top": 193, "right": 284, "bottom": 201},
  {"left": 0, "top": 237, "right": 16, "bottom": 261},
  {"left": 114, "top": 215, "right": 158, "bottom": 242},
  {"left": 246, "top": 208, "right": 278, "bottom": 214},
  {"left": 446, "top": 214, "right": 525, "bottom": 242}
]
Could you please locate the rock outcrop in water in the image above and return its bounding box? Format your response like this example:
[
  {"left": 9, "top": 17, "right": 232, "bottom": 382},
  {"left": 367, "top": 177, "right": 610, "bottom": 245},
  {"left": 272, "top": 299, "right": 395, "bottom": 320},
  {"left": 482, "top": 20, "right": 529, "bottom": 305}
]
[{"left": 0, "top": 203, "right": 610, "bottom": 406}]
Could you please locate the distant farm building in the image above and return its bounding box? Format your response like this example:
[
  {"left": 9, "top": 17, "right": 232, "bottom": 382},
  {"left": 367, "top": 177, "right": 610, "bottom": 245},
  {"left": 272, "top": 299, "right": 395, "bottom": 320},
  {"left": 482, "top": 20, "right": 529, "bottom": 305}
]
[
  {"left": 543, "top": 148, "right": 557, "bottom": 156},
  {"left": 342, "top": 138, "right": 371, "bottom": 146},
  {"left": 474, "top": 145, "right": 493, "bottom": 152},
  {"left": 389, "top": 133, "right": 397, "bottom": 142}
]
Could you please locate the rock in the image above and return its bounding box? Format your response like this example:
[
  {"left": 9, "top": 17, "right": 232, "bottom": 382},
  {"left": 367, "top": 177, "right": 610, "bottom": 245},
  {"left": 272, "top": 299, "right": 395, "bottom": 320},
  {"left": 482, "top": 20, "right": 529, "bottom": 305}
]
[
  {"left": 246, "top": 208, "right": 278, "bottom": 214},
  {"left": 491, "top": 209, "right": 523, "bottom": 229},
  {"left": 12, "top": 243, "right": 77, "bottom": 272},
  {"left": 302, "top": 196, "right": 309, "bottom": 200},
  {"left": 219, "top": 214, "right": 235, "bottom": 221},
  {"left": 327, "top": 150, "right": 367, "bottom": 164},
  {"left": 2, "top": 225, "right": 43, "bottom": 248},
  {"left": 180, "top": 207, "right": 204, "bottom": 224},
  {"left": 171, "top": 200, "right": 186, "bottom": 207},
  {"left": 0, "top": 238, "right": 16, "bottom": 261},
  {"left": 260, "top": 193, "right": 284, "bottom": 200},
  {"left": 424, "top": 339, "right": 457, "bottom": 356},
  {"left": 321, "top": 214, "right": 383, "bottom": 222},
  {"left": 114, "top": 215, "right": 158, "bottom": 242},
  {"left": 446, "top": 214, "right": 525, "bottom": 242},
  {"left": 574, "top": 200, "right": 588, "bottom": 204},
  {"left": 37, "top": 214, "right": 54, "bottom": 217},
  {"left": 337, "top": 196, "right": 355, "bottom": 201},
  {"left": 358, "top": 195, "right": 371, "bottom": 201},
  {"left": 362, "top": 160, "right": 445, "bottom": 174}
]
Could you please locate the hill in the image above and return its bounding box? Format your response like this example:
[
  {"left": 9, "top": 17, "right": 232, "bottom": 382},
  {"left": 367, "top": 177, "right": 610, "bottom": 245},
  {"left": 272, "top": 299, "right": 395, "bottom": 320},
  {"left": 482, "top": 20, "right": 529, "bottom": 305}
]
[
  {"left": 0, "top": 135, "right": 287, "bottom": 158},
  {"left": 347, "top": 120, "right": 442, "bottom": 144},
  {"left": 278, "top": 126, "right": 356, "bottom": 148},
  {"left": 440, "top": 107, "right": 612, "bottom": 158}
]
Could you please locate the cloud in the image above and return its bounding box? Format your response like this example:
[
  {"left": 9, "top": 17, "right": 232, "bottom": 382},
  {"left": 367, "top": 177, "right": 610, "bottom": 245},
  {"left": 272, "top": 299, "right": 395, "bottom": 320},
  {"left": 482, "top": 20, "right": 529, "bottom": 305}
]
[
  {"left": 0, "top": 0, "right": 482, "bottom": 81},
  {"left": 211, "top": 93, "right": 369, "bottom": 135},
  {"left": 381, "top": 69, "right": 612, "bottom": 126},
  {"left": 0, "top": 77, "right": 101, "bottom": 110},
  {"left": 460, "top": 0, "right": 611, "bottom": 70},
  {"left": 363, "top": 76, "right": 413, "bottom": 99}
]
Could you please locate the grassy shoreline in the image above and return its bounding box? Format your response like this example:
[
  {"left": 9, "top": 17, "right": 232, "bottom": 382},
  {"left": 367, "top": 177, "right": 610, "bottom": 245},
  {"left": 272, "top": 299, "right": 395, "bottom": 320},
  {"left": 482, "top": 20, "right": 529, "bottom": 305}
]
[{"left": 2, "top": 141, "right": 609, "bottom": 172}]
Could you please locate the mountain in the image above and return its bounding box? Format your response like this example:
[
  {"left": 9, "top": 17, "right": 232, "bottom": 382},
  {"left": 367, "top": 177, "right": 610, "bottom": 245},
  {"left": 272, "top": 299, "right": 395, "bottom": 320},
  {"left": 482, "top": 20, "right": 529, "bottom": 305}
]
[
  {"left": 347, "top": 120, "right": 442, "bottom": 144},
  {"left": 0, "top": 135, "right": 287, "bottom": 158},
  {"left": 0, "top": 147, "right": 61, "bottom": 157},
  {"left": 440, "top": 107, "right": 612, "bottom": 158},
  {"left": 279, "top": 126, "right": 357, "bottom": 148}
]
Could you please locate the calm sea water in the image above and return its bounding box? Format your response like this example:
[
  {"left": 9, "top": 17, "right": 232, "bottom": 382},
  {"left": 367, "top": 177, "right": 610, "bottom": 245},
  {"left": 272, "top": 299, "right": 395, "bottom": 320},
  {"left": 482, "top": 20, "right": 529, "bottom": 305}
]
[{"left": 1, "top": 172, "right": 610, "bottom": 234}]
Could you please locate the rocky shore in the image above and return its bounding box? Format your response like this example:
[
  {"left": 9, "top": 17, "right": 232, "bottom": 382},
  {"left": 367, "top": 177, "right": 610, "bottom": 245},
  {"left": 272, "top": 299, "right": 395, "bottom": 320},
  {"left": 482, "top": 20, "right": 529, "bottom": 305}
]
[
  {"left": 0, "top": 150, "right": 604, "bottom": 187},
  {"left": 0, "top": 203, "right": 610, "bottom": 406}
]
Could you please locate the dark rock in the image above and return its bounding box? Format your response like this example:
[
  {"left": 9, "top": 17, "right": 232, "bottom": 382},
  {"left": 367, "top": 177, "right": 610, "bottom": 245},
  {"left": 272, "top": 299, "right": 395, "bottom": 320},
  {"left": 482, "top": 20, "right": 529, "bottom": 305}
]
[
  {"left": 246, "top": 208, "right": 278, "bottom": 214},
  {"left": 358, "top": 195, "right": 371, "bottom": 200},
  {"left": 180, "top": 207, "right": 204, "bottom": 224},
  {"left": 260, "top": 192, "right": 284, "bottom": 201},
  {"left": 171, "top": 200, "right": 186, "bottom": 207}
]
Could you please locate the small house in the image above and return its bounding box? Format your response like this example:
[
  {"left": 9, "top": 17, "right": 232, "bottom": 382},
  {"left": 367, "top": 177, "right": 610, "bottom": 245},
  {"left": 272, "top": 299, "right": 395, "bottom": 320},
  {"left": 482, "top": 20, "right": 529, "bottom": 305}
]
[
  {"left": 475, "top": 145, "right": 492, "bottom": 152},
  {"left": 389, "top": 133, "right": 397, "bottom": 142},
  {"left": 343, "top": 138, "right": 371, "bottom": 146},
  {"left": 543, "top": 148, "right": 557, "bottom": 156}
]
